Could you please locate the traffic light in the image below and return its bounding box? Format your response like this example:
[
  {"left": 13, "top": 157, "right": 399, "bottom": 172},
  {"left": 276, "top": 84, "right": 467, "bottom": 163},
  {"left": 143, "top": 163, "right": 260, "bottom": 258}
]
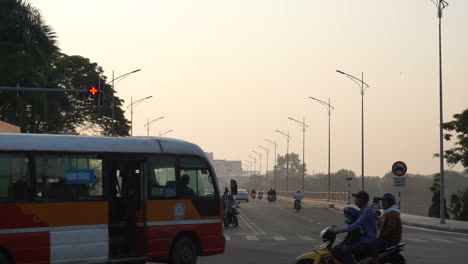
[{"left": 88, "top": 86, "right": 104, "bottom": 107}]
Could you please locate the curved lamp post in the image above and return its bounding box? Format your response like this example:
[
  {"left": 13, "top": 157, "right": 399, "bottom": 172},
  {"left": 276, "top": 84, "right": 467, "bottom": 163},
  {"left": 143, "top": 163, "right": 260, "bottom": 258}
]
[
  {"left": 258, "top": 146, "right": 270, "bottom": 190},
  {"left": 159, "top": 129, "right": 174, "bottom": 137},
  {"left": 109, "top": 69, "right": 141, "bottom": 136},
  {"left": 288, "top": 117, "right": 308, "bottom": 192},
  {"left": 127, "top": 96, "right": 152, "bottom": 136},
  {"left": 431, "top": 0, "right": 449, "bottom": 224},
  {"left": 144, "top": 116, "right": 165, "bottom": 136},
  {"left": 265, "top": 139, "right": 279, "bottom": 189},
  {"left": 336, "top": 70, "right": 370, "bottom": 191},
  {"left": 275, "top": 130, "right": 291, "bottom": 191},
  {"left": 309, "top": 97, "right": 335, "bottom": 201}
]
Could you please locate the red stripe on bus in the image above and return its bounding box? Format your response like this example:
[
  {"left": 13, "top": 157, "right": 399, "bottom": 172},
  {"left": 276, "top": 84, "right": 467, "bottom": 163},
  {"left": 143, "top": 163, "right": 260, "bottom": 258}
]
[{"left": 0, "top": 232, "right": 50, "bottom": 264}]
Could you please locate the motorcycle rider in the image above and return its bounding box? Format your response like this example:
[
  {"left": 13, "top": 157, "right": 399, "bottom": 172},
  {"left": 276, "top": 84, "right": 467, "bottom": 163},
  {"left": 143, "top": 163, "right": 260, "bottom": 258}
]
[
  {"left": 332, "top": 207, "right": 361, "bottom": 261},
  {"left": 369, "top": 193, "right": 402, "bottom": 264},
  {"left": 293, "top": 190, "right": 303, "bottom": 209},
  {"left": 267, "top": 188, "right": 273, "bottom": 195},
  {"left": 226, "top": 194, "right": 239, "bottom": 227},
  {"left": 335, "top": 191, "right": 377, "bottom": 264}
]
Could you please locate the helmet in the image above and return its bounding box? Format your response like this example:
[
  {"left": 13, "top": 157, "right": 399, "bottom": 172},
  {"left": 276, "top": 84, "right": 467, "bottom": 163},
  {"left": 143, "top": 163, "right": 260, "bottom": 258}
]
[{"left": 343, "top": 207, "right": 360, "bottom": 220}]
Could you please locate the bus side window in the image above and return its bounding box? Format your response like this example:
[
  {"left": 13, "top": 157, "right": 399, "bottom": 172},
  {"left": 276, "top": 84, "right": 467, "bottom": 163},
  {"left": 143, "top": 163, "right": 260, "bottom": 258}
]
[
  {"left": 0, "top": 154, "right": 32, "bottom": 201},
  {"left": 148, "top": 156, "right": 177, "bottom": 199},
  {"left": 34, "top": 155, "right": 103, "bottom": 201},
  {"left": 179, "top": 158, "right": 216, "bottom": 198}
]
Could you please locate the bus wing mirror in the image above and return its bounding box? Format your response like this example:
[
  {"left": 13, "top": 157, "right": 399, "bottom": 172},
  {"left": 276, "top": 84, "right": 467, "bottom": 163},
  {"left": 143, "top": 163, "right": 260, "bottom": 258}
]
[{"left": 230, "top": 179, "right": 238, "bottom": 195}]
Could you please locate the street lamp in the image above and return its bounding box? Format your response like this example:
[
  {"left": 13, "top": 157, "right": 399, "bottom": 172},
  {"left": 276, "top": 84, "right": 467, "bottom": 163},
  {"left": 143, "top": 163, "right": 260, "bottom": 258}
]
[
  {"left": 309, "top": 96, "right": 335, "bottom": 201},
  {"left": 159, "top": 129, "right": 174, "bottom": 137},
  {"left": 336, "top": 69, "right": 370, "bottom": 191},
  {"left": 248, "top": 155, "right": 257, "bottom": 187},
  {"left": 275, "top": 130, "right": 292, "bottom": 191},
  {"left": 431, "top": 0, "right": 449, "bottom": 225},
  {"left": 252, "top": 150, "right": 263, "bottom": 189},
  {"left": 109, "top": 69, "right": 141, "bottom": 136},
  {"left": 127, "top": 96, "right": 152, "bottom": 136},
  {"left": 288, "top": 117, "right": 308, "bottom": 192},
  {"left": 258, "top": 146, "right": 270, "bottom": 190},
  {"left": 244, "top": 160, "right": 252, "bottom": 176},
  {"left": 144, "top": 116, "right": 165, "bottom": 136},
  {"left": 265, "top": 139, "right": 279, "bottom": 189}
]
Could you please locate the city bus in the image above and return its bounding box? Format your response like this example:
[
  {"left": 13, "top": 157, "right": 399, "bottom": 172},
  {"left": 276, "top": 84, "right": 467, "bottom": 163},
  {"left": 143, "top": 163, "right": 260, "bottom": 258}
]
[{"left": 0, "top": 133, "right": 234, "bottom": 264}]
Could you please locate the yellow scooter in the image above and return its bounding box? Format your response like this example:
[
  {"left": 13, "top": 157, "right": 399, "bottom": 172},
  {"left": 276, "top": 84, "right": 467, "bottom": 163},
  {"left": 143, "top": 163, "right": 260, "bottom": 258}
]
[{"left": 295, "top": 226, "right": 406, "bottom": 264}]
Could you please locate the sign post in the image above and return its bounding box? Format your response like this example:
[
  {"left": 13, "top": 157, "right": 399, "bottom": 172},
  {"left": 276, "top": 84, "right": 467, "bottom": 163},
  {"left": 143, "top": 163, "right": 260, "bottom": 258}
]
[
  {"left": 392, "top": 161, "right": 407, "bottom": 209},
  {"left": 346, "top": 174, "right": 352, "bottom": 205}
]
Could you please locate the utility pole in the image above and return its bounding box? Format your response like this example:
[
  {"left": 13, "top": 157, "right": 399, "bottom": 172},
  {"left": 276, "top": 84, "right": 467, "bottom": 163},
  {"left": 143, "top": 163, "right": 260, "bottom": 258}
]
[
  {"left": 336, "top": 70, "right": 370, "bottom": 191},
  {"left": 265, "top": 139, "right": 279, "bottom": 190},
  {"left": 288, "top": 118, "right": 308, "bottom": 192},
  {"left": 310, "top": 97, "right": 335, "bottom": 201},
  {"left": 433, "top": 0, "right": 449, "bottom": 224}
]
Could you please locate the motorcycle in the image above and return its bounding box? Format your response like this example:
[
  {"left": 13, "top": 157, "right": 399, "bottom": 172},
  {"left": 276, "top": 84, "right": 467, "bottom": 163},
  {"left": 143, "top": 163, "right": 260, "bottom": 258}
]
[
  {"left": 294, "top": 199, "right": 302, "bottom": 213},
  {"left": 223, "top": 206, "right": 239, "bottom": 228},
  {"left": 251, "top": 193, "right": 256, "bottom": 199},
  {"left": 295, "top": 226, "right": 406, "bottom": 264},
  {"left": 267, "top": 194, "right": 277, "bottom": 202},
  {"left": 257, "top": 192, "right": 264, "bottom": 200}
]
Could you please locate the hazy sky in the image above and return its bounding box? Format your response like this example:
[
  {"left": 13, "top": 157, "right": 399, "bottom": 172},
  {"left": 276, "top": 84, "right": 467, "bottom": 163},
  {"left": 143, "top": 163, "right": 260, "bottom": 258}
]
[{"left": 33, "top": 0, "right": 468, "bottom": 177}]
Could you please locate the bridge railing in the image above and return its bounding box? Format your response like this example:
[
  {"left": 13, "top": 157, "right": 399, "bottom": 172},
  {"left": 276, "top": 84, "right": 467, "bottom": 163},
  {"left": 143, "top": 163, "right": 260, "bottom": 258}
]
[{"left": 277, "top": 191, "right": 349, "bottom": 203}]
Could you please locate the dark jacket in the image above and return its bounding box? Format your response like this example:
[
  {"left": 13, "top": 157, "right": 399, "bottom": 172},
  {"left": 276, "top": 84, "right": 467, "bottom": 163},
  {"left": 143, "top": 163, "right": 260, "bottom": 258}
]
[{"left": 341, "top": 226, "right": 361, "bottom": 245}]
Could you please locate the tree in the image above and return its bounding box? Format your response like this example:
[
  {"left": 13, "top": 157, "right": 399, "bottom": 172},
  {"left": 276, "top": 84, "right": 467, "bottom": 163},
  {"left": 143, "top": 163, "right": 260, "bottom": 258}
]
[
  {"left": 449, "top": 193, "right": 462, "bottom": 220},
  {"left": 0, "top": 0, "right": 129, "bottom": 135},
  {"left": 276, "top": 153, "right": 306, "bottom": 191},
  {"left": 49, "top": 54, "right": 129, "bottom": 135},
  {"left": 428, "top": 173, "right": 449, "bottom": 219},
  {"left": 442, "top": 108, "right": 468, "bottom": 174}
]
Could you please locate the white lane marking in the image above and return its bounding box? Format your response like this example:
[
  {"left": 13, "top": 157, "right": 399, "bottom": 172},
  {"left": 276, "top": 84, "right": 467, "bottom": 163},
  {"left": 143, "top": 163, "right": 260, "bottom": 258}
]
[
  {"left": 403, "top": 237, "right": 426, "bottom": 243},
  {"left": 403, "top": 225, "right": 468, "bottom": 236},
  {"left": 430, "top": 237, "right": 455, "bottom": 244},
  {"left": 224, "top": 235, "right": 231, "bottom": 241},
  {"left": 237, "top": 214, "right": 259, "bottom": 235},
  {"left": 273, "top": 236, "right": 287, "bottom": 241},
  {"left": 298, "top": 236, "right": 315, "bottom": 241},
  {"left": 240, "top": 211, "right": 266, "bottom": 235},
  {"left": 453, "top": 237, "right": 468, "bottom": 242},
  {"left": 246, "top": 236, "right": 259, "bottom": 241}
]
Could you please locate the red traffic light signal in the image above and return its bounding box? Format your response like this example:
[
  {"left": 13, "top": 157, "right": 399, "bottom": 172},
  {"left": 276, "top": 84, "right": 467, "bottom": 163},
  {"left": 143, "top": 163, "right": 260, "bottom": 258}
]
[{"left": 89, "top": 86, "right": 99, "bottom": 95}]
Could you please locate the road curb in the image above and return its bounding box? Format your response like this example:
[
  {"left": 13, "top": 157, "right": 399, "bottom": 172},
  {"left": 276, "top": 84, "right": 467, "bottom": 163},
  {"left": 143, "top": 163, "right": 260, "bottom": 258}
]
[
  {"left": 278, "top": 196, "right": 468, "bottom": 234},
  {"left": 400, "top": 220, "right": 468, "bottom": 234}
]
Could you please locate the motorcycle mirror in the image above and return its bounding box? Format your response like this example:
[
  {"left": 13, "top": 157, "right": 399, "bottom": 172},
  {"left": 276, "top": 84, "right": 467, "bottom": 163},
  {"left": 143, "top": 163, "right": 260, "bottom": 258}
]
[{"left": 230, "top": 179, "right": 238, "bottom": 195}]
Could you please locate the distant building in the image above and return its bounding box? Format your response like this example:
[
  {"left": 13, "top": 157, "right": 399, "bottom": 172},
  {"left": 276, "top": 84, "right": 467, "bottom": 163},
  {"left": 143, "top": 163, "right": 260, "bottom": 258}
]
[
  {"left": 0, "top": 121, "right": 20, "bottom": 133},
  {"left": 205, "top": 152, "right": 242, "bottom": 178}
]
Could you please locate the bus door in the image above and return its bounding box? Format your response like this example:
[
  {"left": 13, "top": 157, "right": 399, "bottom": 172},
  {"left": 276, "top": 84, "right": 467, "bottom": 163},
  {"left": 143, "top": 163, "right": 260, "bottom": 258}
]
[{"left": 106, "top": 159, "right": 146, "bottom": 259}]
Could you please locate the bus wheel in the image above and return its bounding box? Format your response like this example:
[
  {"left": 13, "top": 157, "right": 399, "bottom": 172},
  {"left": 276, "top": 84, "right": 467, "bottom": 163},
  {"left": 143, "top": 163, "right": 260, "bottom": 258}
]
[
  {"left": 171, "top": 237, "right": 197, "bottom": 264},
  {"left": 0, "top": 252, "right": 10, "bottom": 264}
]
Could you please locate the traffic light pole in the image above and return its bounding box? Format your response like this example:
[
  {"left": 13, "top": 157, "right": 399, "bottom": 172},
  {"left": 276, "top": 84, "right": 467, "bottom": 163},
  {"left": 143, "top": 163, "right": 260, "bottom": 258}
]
[{"left": 0, "top": 86, "right": 91, "bottom": 93}]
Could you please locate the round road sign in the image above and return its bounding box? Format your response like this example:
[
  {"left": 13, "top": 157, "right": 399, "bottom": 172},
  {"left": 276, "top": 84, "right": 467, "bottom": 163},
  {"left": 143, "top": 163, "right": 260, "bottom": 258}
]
[{"left": 392, "top": 161, "right": 407, "bottom": 177}]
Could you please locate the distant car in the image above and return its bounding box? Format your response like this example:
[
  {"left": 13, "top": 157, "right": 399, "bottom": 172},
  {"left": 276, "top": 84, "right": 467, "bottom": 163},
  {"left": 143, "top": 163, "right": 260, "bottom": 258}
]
[{"left": 235, "top": 189, "right": 249, "bottom": 202}]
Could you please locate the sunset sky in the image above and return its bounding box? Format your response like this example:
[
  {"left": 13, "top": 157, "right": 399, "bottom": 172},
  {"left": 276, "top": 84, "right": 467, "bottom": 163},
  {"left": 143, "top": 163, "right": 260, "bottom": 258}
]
[{"left": 32, "top": 0, "right": 468, "bottom": 177}]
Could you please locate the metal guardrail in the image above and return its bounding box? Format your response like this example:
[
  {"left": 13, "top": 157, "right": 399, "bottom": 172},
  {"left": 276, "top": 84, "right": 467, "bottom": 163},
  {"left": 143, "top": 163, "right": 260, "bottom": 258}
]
[{"left": 277, "top": 191, "right": 349, "bottom": 203}]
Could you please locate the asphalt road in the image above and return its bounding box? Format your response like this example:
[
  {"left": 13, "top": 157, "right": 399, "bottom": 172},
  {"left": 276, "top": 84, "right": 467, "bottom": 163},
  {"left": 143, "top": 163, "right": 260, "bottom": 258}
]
[{"left": 197, "top": 199, "right": 468, "bottom": 264}]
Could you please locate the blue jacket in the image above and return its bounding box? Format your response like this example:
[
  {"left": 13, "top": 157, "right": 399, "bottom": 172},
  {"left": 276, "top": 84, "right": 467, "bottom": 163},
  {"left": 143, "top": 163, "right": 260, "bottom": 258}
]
[{"left": 343, "top": 204, "right": 377, "bottom": 243}]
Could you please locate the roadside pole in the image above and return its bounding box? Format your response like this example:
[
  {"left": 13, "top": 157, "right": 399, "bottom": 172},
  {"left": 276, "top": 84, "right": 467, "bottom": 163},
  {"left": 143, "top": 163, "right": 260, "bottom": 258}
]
[
  {"left": 392, "top": 161, "right": 407, "bottom": 210},
  {"left": 346, "top": 173, "right": 352, "bottom": 205}
]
